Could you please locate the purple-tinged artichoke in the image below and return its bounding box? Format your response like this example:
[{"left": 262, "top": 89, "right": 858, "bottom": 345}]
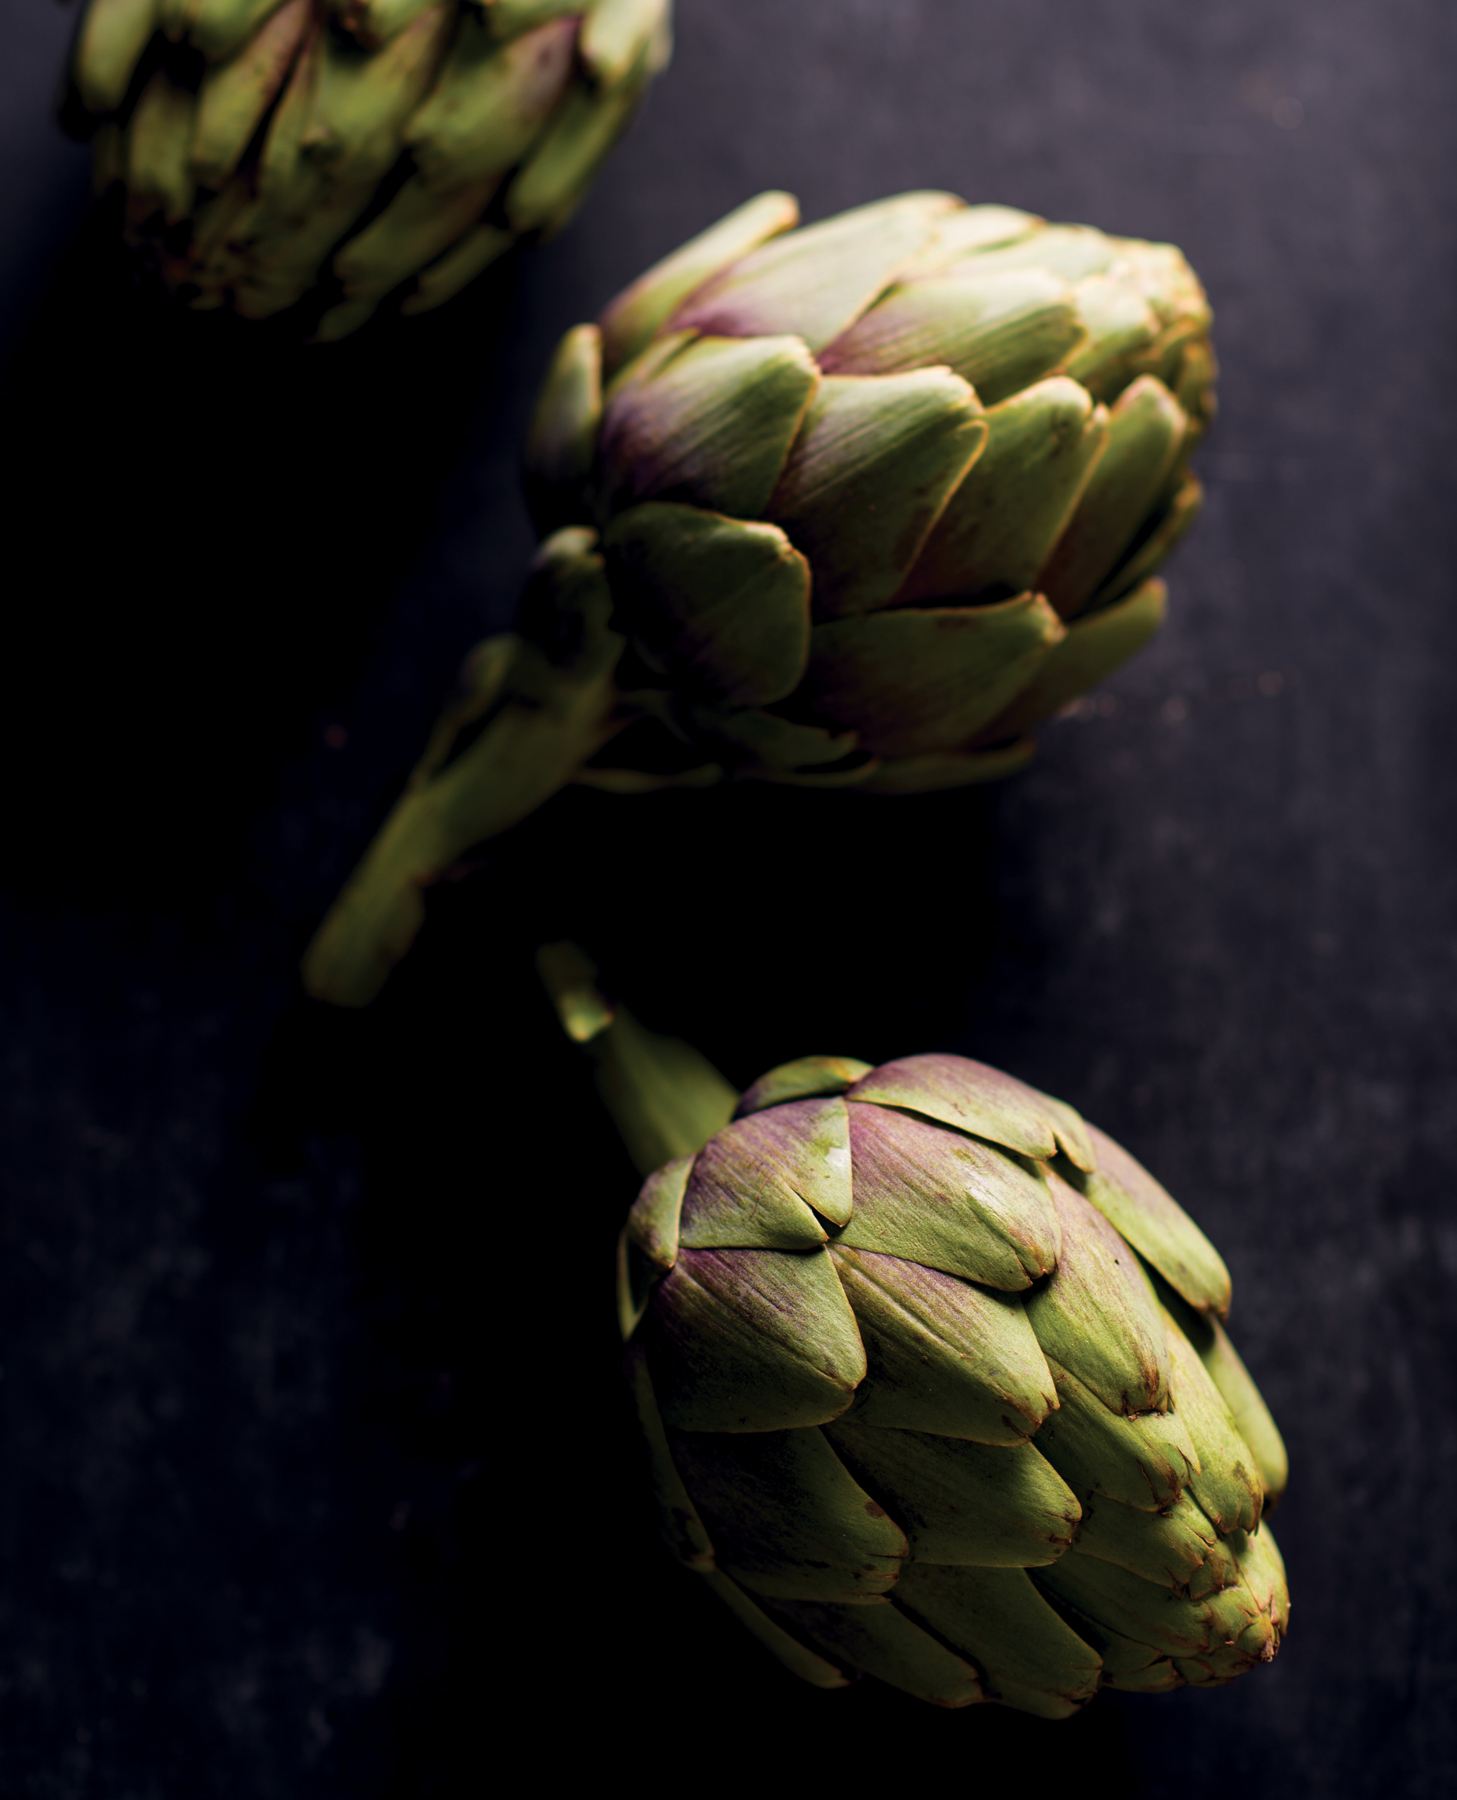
[
  {"left": 303, "top": 190, "right": 1213, "bottom": 1002},
  {"left": 68, "top": 0, "right": 672, "bottom": 338},
  {"left": 530, "top": 943, "right": 1287, "bottom": 1715},
  {"left": 616, "top": 1046, "right": 1288, "bottom": 1713}
]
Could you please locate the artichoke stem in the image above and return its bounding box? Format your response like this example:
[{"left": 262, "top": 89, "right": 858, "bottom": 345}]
[
  {"left": 302, "top": 655, "right": 627, "bottom": 1008},
  {"left": 537, "top": 941, "right": 737, "bottom": 1174}
]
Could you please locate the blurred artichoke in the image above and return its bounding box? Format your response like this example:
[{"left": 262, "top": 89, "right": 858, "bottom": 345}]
[
  {"left": 69, "top": 0, "right": 672, "bottom": 338},
  {"left": 611, "top": 1045, "right": 1288, "bottom": 1714},
  {"left": 302, "top": 189, "right": 1214, "bottom": 1002}
]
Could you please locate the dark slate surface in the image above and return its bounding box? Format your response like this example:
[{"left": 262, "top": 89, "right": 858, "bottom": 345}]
[{"left": 2, "top": 0, "right": 1454, "bottom": 1793}]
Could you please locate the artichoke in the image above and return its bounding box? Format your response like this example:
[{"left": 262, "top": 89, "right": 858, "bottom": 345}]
[
  {"left": 302, "top": 189, "right": 1214, "bottom": 1004},
  {"left": 608, "top": 1039, "right": 1288, "bottom": 1714},
  {"left": 68, "top": 0, "right": 673, "bottom": 338}
]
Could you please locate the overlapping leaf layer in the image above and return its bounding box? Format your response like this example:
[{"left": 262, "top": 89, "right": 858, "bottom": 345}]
[
  {"left": 71, "top": 0, "right": 672, "bottom": 336},
  {"left": 524, "top": 191, "right": 1217, "bottom": 793},
  {"left": 620, "top": 1052, "right": 1287, "bottom": 1714}
]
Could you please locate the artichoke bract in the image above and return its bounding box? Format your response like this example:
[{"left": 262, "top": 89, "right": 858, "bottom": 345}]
[
  {"left": 301, "top": 190, "right": 1214, "bottom": 1005},
  {"left": 68, "top": 0, "right": 672, "bottom": 339},
  {"left": 618, "top": 1050, "right": 1287, "bottom": 1714}
]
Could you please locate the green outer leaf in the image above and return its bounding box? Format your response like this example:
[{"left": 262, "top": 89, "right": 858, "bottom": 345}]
[
  {"left": 626, "top": 1155, "right": 691, "bottom": 1274},
  {"left": 970, "top": 578, "right": 1166, "bottom": 745},
  {"left": 192, "top": 0, "right": 289, "bottom": 64},
  {"left": 1048, "top": 1599, "right": 1182, "bottom": 1691},
  {"left": 680, "top": 1100, "right": 850, "bottom": 1249},
  {"left": 949, "top": 223, "right": 1115, "bottom": 285},
  {"left": 1072, "top": 1488, "right": 1219, "bottom": 1591},
  {"left": 670, "top": 191, "right": 962, "bottom": 352},
  {"left": 1082, "top": 1122, "right": 1232, "bottom": 1320},
  {"left": 404, "top": 12, "right": 577, "bottom": 185},
  {"left": 304, "top": 6, "right": 453, "bottom": 182},
  {"left": 1039, "top": 1094, "right": 1096, "bottom": 1174},
  {"left": 1064, "top": 271, "right": 1160, "bottom": 399},
  {"left": 1033, "top": 1359, "right": 1198, "bottom": 1512},
  {"left": 837, "top": 1102, "right": 1061, "bottom": 1292},
  {"left": 648, "top": 1246, "right": 865, "bottom": 1432},
  {"left": 893, "top": 1564, "right": 1102, "bottom": 1719},
  {"left": 191, "top": 0, "right": 311, "bottom": 190},
  {"left": 895, "top": 203, "right": 1044, "bottom": 280},
  {"left": 623, "top": 1339, "right": 714, "bottom": 1569},
  {"left": 1198, "top": 1316, "right": 1288, "bottom": 1506},
  {"left": 853, "top": 740, "right": 1036, "bottom": 794},
  {"left": 826, "top": 1421, "right": 1079, "bottom": 1566},
  {"left": 592, "top": 1006, "right": 738, "bottom": 1177},
  {"left": 734, "top": 1056, "right": 874, "bottom": 1118},
  {"left": 700, "top": 1569, "right": 853, "bottom": 1689},
  {"left": 598, "top": 191, "right": 801, "bottom": 376},
  {"left": 676, "top": 702, "right": 859, "bottom": 775},
  {"left": 1094, "top": 470, "right": 1202, "bottom": 609},
  {"left": 332, "top": 169, "right": 502, "bottom": 304},
  {"left": 847, "top": 1053, "right": 1065, "bottom": 1161},
  {"left": 1036, "top": 1552, "right": 1232, "bottom": 1658},
  {"left": 1023, "top": 1173, "right": 1172, "bottom": 1416},
  {"left": 820, "top": 268, "right": 1085, "bottom": 408},
  {"left": 523, "top": 323, "right": 603, "bottom": 534},
  {"left": 897, "top": 377, "right": 1107, "bottom": 605},
  {"left": 504, "top": 31, "right": 653, "bottom": 234},
  {"left": 1037, "top": 376, "right": 1187, "bottom": 620},
  {"left": 667, "top": 1425, "right": 907, "bottom": 1603},
  {"left": 1162, "top": 1306, "right": 1263, "bottom": 1535},
  {"left": 798, "top": 594, "right": 1064, "bottom": 758},
  {"left": 490, "top": 0, "right": 581, "bottom": 36},
  {"left": 579, "top": 0, "right": 668, "bottom": 86},
  {"left": 595, "top": 334, "right": 819, "bottom": 522},
  {"left": 767, "top": 1598, "right": 983, "bottom": 1708},
  {"left": 603, "top": 502, "right": 811, "bottom": 707},
  {"left": 766, "top": 370, "right": 987, "bottom": 621},
  {"left": 831, "top": 1246, "right": 1056, "bottom": 1443}
]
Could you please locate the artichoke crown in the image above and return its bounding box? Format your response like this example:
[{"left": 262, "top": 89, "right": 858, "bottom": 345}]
[
  {"left": 620, "top": 1050, "right": 1287, "bottom": 1714},
  {"left": 71, "top": 0, "right": 672, "bottom": 336},
  {"left": 524, "top": 191, "right": 1214, "bottom": 792}
]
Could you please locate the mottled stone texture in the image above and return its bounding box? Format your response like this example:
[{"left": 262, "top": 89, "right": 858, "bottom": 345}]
[{"left": 0, "top": 0, "right": 1453, "bottom": 1794}]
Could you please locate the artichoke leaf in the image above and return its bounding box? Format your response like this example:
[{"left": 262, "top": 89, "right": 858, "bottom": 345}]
[
  {"left": 847, "top": 1052, "right": 1069, "bottom": 1163},
  {"left": 579, "top": 0, "right": 670, "bottom": 87},
  {"left": 1034, "top": 1359, "right": 1198, "bottom": 1512},
  {"left": 505, "top": 33, "right": 654, "bottom": 233},
  {"left": 623, "top": 1339, "right": 715, "bottom": 1569},
  {"left": 1162, "top": 1306, "right": 1263, "bottom": 1535},
  {"left": 1093, "top": 472, "right": 1202, "bottom": 610},
  {"left": 625, "top": 1154, "right": 692, "bottom": 1274},
  {"left": 1072, "top": 1488, "right": 1220, "bottom": 1591},
  {"left": 838, "top": 1102, "right": 1060, "bottom": 1291},
  {"left": 523, "top": 323, "right": 603, "bottom": 534},
  {"left": 894, "top": 203, "right": 1045, "bottom": 280},
  {"left": 404, "top": 12, "right": 577, "bottom": 187},
  {"left": 402, "top": 218, "right": 515, "bottom": 316},
  {"left": 677, "top": 703, "right": 859, "bottom": 775},
  {"left": 334, "top": 170, "right": 503, "bottom": 302},
  {"left": 304, "top": 5, "right": 454, "bottom": 181},
  {"left": 599, "top": 190, "right": 801, "bottom": 375},
  {"left": 670, "top": 191, "right": 962, "bottom": 352},
  {"left": 76, "top": 0, "right": 163, "bottom": 113},
  {"left": 798, "top": 594, "right": 1064, "bottom": 759},
  {"left": 820, "top": 268, "right": 1085, "bottom": 409},
  {"left": 970, "top": 578, "right": 1166, "bottom": 745},
  {"left": 951, "top": 223, "right": 1115, "bottom": 285},
  {"left": 700, "top": 1569, "right": 853, "bottom": 1689},
  {"left": 595, "top": 334, "right": 819, "bottom": 521},
  {"left": 1024, "top": 1173, "right": 1172, "bottom": 1416},
  {"left": 767, "top": 1597, "right": 983, "bottom": 1708},
  {"left": 1036, "top": 1552, "right": 1225, "bottom": 1658},
  {"left": 1081, "top": 1122, "right": 1232, "bottom": 1320},
  {"left": 647, "top": 1245, "right": 865, "bottom": 1432},
  {"left": 192, "top": 0, "right": 288, "bottom": 64},
  {"left": 766, "top": 370, "right": 987, "bottom": 621},
  {"left": 603, "top": 502, "right": 811, "bottom": 708},
  {"left": 680, "top": 1099, "right": 851, "bottom": 1249},
  {"left": 735, "top": 1056, "right": 874, "bottom": 1118},
  {"left": 893, "top": 1564, "right": 1102, "bottom": 1719},
  {"left": 826, "top": 1420, "right": 1077, "bottom": 1565},
  {"left": 831, "top": 1246, "right": 1056, "bottom": 1443},
  {"left": 1037, "top": 376, "right": 1187, "bottom": 620},
  {"left": 898, "top": 377, "right": 1108, "bottom": 604},
  {"left": 191, "top": 0, "right": 312, "bottom": 191},
  {"left": 667, "top": 1425, "right": 907, "bottom": 1603}
]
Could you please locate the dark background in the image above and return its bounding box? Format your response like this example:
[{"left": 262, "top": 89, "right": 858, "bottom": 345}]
[{"left": 1, "top": 0, "right": 1454, "bottom": 1793}]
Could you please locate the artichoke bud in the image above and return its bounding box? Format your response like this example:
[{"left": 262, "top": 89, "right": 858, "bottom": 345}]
[
  {"left": 70, "top": 0, "right": 673, "bottom": 335},
  {"left": 620, "top": 1050, "right": 1288, "bottom": 1713},
  {"left": 527, "top": 191, "right": 1215, "bottom": 793}
]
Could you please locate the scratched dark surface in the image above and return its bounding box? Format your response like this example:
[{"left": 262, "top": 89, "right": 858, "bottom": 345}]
[{"left": 1, "top": 1, "right": 1454, "bottom": 1794}]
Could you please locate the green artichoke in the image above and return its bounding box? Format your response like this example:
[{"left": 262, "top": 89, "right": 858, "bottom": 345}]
[
  {"left": 302, "top": 189, "right": 1214, "bottom": 1004},
  {"left": 614, "top": 1047, "right": 1288, "bottom": 1714},
  {"left": 69, "top": 0, "right": 672, "bottom": 338}
]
